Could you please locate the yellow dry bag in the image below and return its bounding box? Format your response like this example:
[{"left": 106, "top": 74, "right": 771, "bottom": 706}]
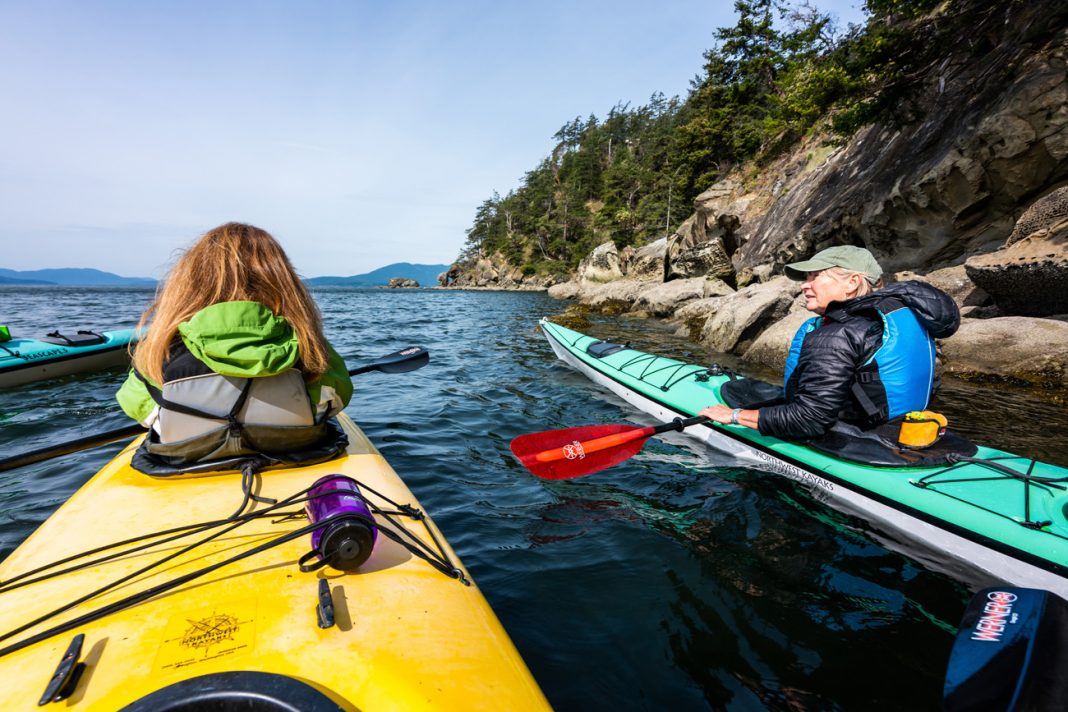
[{"left": 898, "top": 411, "right": 948, "bottom": 449}]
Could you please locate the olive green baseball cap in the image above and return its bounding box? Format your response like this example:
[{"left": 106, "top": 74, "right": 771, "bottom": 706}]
[{"left": 783, "top": 245, "right": 883, "bottom": 282}]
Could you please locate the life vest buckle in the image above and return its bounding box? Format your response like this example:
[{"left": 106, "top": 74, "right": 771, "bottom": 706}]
[{"left": 226, "top": 414, "right": 243, "bottom": 436}]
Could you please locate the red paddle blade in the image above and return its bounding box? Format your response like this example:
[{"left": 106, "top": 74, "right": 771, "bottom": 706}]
[{"left": 510, "top": 423, "right": 655, "bottom": 480}]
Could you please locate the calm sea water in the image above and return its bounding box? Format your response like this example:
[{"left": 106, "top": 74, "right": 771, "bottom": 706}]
[{"left": 2, "top": 286, "right": 1066, "bottom": 711}]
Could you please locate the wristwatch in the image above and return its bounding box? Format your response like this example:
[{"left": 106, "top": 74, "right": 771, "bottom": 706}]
[{"left": 729, "top": 408, "right": 742, "bottom": 425}]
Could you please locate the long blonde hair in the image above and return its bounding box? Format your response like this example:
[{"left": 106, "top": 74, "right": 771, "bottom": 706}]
[{"left": 133, "top": 223, "right": 330, "bottom": 384}]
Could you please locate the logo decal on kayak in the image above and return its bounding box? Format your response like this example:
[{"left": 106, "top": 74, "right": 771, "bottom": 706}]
[
  {"left": 157, "top": 603, "right": 256, "bottom": 671},
  {"left": 179, "top": 613, "right": 243, "bottom": 650},
  {"left": 563, "top": 441, "right": 586, "bottom": 460},
  {"left": 20, "top": 348, "right": 66, "bottom": 362},
  {"left": 971, "top": 591, "right": 1019, "bottom": 642},
  {"left": 753, "top": 451, "right": 833, "bottom": 502}
]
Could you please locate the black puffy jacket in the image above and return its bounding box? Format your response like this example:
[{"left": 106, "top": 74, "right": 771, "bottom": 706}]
[{"left": 757, "top": 281, "right": 960, "bottom": 439}]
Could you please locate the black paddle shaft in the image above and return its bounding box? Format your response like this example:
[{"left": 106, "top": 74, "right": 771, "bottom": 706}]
[
  {"left": 651, "top": 415, "right": 710, "bottom": 435},
  {"left": 0, "top": 346, "right": 431, "bottom": 473},
  {"left": 348, "top": 346, "right": 429, "bottom": 375},
  {"left": 0, "top": 424, "right": 145, "bottom": 473}
]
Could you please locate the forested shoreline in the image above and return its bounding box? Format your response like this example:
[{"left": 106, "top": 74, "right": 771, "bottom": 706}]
[{"left": 452, "top": 0, "right": 996, "bottom": 279}]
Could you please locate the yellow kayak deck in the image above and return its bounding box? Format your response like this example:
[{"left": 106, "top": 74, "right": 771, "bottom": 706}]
[{"left": 0, "top": 414, "right": 549, "bottom": 710}]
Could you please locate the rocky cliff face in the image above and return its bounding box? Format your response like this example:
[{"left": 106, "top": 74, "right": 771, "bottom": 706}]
[
  {"left": 666, "top": 9, "right": 1068, "bottom": 284},
  {"left": 964, "top": 186, "right": 1068, "bottom": 316}
]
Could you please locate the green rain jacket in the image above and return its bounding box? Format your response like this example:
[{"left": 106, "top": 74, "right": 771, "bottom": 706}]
[{"left": 116, "top": 301, "right": 352, "bottom": 426}]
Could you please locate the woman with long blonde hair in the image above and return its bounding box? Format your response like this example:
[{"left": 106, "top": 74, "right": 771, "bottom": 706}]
[{"left": 117, "top": 223, "right": 352, "bottom": 464}]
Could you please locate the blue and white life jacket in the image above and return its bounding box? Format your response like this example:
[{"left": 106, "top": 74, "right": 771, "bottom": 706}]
[{"left": 784, "top": 300, "right": 937, "bottom": 424}]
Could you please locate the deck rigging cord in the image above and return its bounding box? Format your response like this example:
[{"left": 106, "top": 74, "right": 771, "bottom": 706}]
[
  {"left": 549, "top": 322, "right": 715, "bottom": 393},
  {"left": 914, "top": 454, "right": 1068, "bottom": 532},
  {"left": 0, "top": 474, "right": 466, "bottom": 660}
]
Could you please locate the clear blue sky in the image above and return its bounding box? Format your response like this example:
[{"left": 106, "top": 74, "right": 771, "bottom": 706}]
[{"left": 0, "top": 1, "right": 866, "bottom": 279}]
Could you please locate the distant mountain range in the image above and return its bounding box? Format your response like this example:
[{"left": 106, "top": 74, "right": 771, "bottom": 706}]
[
  {"left": 305, "top": 263, "right": 448, "bottom": 287},
  {"left": 0, "top": 262, "right": 450, "bottom": 288},
  {"left": 0, "top": 268, "right": 156, "bottom": 286}
]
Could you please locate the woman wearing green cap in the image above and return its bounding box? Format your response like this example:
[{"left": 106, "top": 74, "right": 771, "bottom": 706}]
[{"left": 699, "top": 245, "right": 960, "bottom": 438}]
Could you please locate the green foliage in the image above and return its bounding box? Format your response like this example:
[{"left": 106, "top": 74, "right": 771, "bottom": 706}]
[
  {"left": 863, "top": 0, "right": 942, "bottom": 18},
  {"left": 458, "top": 0, "right": 999, "bottom": 277}
]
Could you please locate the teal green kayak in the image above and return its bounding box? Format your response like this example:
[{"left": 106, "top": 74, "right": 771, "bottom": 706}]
[
  {"left": 540, "top": 318, "right": 1068, "bottom": 597},
  {"left": 0, "top": 328, "right": 138, "bottom": 388}
]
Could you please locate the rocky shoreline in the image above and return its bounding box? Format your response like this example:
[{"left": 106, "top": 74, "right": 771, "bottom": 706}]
[
  {"left": 544, "top": 200, "right": 1068, "bottom": 392},
  {"left": 443, "top": 188, "right": 1068, "bottom": 393},
  {"left": 547, "top": 274, "right": 1067, "bottom": 394}
]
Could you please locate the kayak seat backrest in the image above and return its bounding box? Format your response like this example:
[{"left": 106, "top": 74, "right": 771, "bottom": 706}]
[
  {"left": 586, "top": 340, "right": 627, "bottom": 358},
  {"left": 719, "top": 377, "right": 785, "bottom": 409},
  {"left": 131, "top": 417, "right": 349, "bottom": 477},
  {"left": 39, "top": 330, "right": 107, "bottom": 347}
]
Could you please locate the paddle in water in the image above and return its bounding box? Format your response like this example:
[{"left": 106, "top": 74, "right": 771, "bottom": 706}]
[
  {"left": 348, "top": 345, "right": 429, "bottom": 375},
  {"left": 0, "top": 345, "right": 431, "bottom": 473},
  {"left": 510, "top": 415, "right": 709, "bottom": 480}
]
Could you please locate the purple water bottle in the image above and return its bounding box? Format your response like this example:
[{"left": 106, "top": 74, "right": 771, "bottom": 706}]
[{"left": 300, "top": 475, "right": 378, "bottom": 572}]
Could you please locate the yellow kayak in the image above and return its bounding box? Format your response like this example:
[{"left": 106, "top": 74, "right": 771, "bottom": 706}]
[{"left": 0, "top": 413, "right": 550, "bottom": 710}]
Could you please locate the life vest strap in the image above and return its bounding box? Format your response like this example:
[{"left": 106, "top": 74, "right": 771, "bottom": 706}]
[
  {"left": 851, "top": 380, "right": 888, "bottom": 421},
  {"left": 136, "top": 370, "right": 254, "bottom": 424}
]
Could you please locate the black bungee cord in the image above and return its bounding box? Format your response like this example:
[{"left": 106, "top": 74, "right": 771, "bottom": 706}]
[
  {"left": 0, "top": 518, "right": 326, "bottom": 660},
  {"left": 0, "top": 475, "right": 466, "bottom": 659},
  {"left": 0, "top": 509, "right": 297, "bottom": 595}
]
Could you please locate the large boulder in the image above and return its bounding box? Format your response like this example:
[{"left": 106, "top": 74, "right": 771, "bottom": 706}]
[
  {"left": 939, "top": 317, "right": 1068, "bottom": 386},
  {"left": 672, "top": 296, "right": 729, "bottom": 341},
  {"left": 964, "top": 189, "right": 1068, "bottom": 317},
  {"left": 894, "top": 265, "right": 991, "bottom": 310},
  {"left": 664, "top": 179, "right": 742, "bottom": 282},
  {"left": 667, "top": 237, "right": 735, "bottom": 282},
  {"left": 518, "top": 273, "right": 560, "bottom": 290},
  {"left": 577, "top": 241, "right": 624, "bottom": 283},
  {"left": 699, "top": 277, "right": 800, "bottom": 353},
  {"left": 582, "top": 279, "right": 650, "bottom": 314},
  {"left": 448, "top": 254, "right": 517, "bottom": 288},
  {"left": 548, "top": 281, "right": 584, "bottom": 300},
  {"left": 622, "top": 238, "right": 668, "bottom": 280},
  {"left": 1006, "top": 186, "right": 1068, "bottom": 245},
  {"left": 741, "top": 308, "right": 815, "bottom": 371},
  {"left": 630, "top": 278, "right": 723, "bottom": 317}
]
